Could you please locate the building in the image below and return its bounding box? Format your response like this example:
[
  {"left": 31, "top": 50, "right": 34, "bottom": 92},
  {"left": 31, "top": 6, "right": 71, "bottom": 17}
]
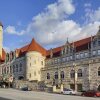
[
  {"left": 0, "top": 22, "right": 100, "bottom": 91},
  {"left": 41, "top": 27, "right": 100, "bottom": 91}
]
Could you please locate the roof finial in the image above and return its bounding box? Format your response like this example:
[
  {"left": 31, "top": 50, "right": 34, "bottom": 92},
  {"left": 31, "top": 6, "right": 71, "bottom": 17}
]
[
  {"left": 99, "top": 25, "right": 100, "bottom": 31},
  {"left": 97, "top": 25, "right": 100, "bottom": 35},
  {"left": 66, "top": 37, "right": 69, "bottom": 43},
  {"left": 91, "top": 35, "right": 93, "bottom": 41}
]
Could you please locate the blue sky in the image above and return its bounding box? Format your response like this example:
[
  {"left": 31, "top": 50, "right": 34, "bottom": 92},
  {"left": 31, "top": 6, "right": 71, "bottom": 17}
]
[{"left": 0, "top": 0, "right": 100, "bottom": 52}]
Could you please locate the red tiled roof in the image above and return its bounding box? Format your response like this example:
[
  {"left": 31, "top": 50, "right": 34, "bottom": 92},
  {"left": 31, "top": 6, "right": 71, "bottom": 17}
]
[
  {"left": 0, "top": 48, "right": 6, "bottom": 62},
  {"left": 47, "top": 37, "right": 92, "bottom": 58},
  {"left": 17, "top": 38, "right": 47, "bottom": 56}
]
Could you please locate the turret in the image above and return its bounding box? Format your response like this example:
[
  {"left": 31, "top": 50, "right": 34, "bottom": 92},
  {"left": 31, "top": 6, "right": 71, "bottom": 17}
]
[{"left": 0, "top": 22, "right": 3, "bottom": 58}]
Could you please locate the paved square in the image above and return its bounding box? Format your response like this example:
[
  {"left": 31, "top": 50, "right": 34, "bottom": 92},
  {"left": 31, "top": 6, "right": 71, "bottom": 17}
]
[{"left": 0, "top": 89, "right": 99, "bottom": 100}]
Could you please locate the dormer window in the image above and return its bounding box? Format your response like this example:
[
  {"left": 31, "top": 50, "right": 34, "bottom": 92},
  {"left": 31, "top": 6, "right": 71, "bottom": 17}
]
[
  {"left": 93, "top": 41, "right": 96, "bottom": 47},
  {"left": 98, "top": 40, "right": 100, "bottom": 46}
]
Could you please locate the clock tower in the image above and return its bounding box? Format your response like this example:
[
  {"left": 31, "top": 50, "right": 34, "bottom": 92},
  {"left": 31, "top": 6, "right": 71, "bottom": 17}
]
[{"left": 0, "top": 22, "right": 3, "bottom": 58}]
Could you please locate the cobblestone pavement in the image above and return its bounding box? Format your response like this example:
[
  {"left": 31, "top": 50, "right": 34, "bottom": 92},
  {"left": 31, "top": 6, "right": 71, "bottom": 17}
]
[{"left": 0, "top": 88, "right": 100, "bottom": 100}]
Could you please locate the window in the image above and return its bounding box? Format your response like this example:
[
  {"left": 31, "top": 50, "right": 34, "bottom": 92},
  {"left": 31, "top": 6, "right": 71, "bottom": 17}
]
[
  {"left": 55, "top": 72, "right": 58, "bottom": 79},
  {"left": 47, "top": 73, "right": 50, "bottom": 79},
  {"left": 70, "top": 56, "right": 73, "bottom": 60},
  {"left": 98, "top": 40, "right": 100, "bottom": 46},
  {"left": 93, "top": 41, "right": 96, "bottom": 47},
  {"left": 84, "top": 52, "right": 88, "bottom": 57},
  {"left": 13, "top": 65, "right": 15, "bottom": 73},
  {"left": 7, "top": 67, "right": 9, "bottom": 74},
  {"left": 80, "top": 53, "right": 84, "bottom": 58},
  {"left": 98, "top": 50, "right": 100, "bottom": 55},
  {"left": 60, "top": 71, "right": 64, "bottom": 79},
  {"left": 29, "top": 73, "right": 31, "bottom": 78},
  {"left": 98, "top": 67, "right": 100, "bottom": 76},
  {"left": 57, "top": 58, "right": 60, "bottom": 63},
  {"left": 34, "top": 71, "right": 36, "bottom": 76},
  {"left": 66, "top": 57, "right": 69, "bottom": 61},
  {"left": 70, "top": 70, "right": 75, "bottom": 78},
  {"left": 10, "top": 66, "right": 12, "bottom": 73},
  {"left": 62, "top": 58, "right": 66, "bottom": 62},
  {"left": 30, "top": 63, "right": 31, "bottom": 67},
  {"left": 93, "top": 50, "right": 96, "bottom": 56},
  {"left": 41, "top": 61, "right": 43, "bottom": 65},
  {"left": 34, "top": 60, "right": 36, "bottom": 64},
  {"left": 78, "top": 69, "right": 82, "bottom": 77},
  {"left": 16, "top": 64, "right": 18, "bottom": 72},
  {"left": 38, "top": 71, "right": 40, "bottom": 74},
  {"left": 76, "top": 54, "right": 79, "bottom": 59},
  {"left": 19, "top": 63, "right": 22, "bottom": 72},
  {"left": 55, "top": 59, "right": 57, "bottom": 64}
]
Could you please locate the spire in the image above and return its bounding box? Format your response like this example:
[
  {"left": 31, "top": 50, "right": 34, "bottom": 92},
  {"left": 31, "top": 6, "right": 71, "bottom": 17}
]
[
  {"left": 72, "top": 41, "right": 74, "bottom": 48},
  {"left": 50, "top": 48, "right": 53, "bottom": 58},
  {"left": 91, "top": 35, "right": 93, "bottom": 42},
  {"left": 97, "top": 25, "right": 100, "bottom": 36},
  {"left": 66, "top": 37, "right": 69, "bottom": 45}
]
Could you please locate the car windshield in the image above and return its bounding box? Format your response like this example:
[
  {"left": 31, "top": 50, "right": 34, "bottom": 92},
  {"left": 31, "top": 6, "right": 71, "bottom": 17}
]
[{"left": 64, "top": 88, "right": 72, "bottom": 91}]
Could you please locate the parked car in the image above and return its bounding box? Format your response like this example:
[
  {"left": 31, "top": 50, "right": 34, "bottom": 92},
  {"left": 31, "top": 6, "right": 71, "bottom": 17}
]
[
  {"left": 21, "top": 87, "right": 28, "bottom": 91},
  {"left": 21, "top": 86, "right": 31, "bottom": 91},
  {"left": 62, "top": 88, "right": 76, "bottom": 95},
  {"left": 81, "top": 90, "right": 100, "bottom": 97}
]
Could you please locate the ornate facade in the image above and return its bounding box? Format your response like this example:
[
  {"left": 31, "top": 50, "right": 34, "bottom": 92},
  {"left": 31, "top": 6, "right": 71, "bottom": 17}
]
[
  {"left": 41, "top": 27, "right": 100, "bottom": 91},
  {"left": 0, "top": 22, "right": 100, "bottom": 91}
]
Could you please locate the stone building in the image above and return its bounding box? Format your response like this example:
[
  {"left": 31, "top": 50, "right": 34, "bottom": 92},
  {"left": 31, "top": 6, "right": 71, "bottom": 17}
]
[
  {"left": 0, "top": 22, "right": 100, "bottom": 91},
  {"left": 41, "top": 27, "right": 100, "bottom": 91}
]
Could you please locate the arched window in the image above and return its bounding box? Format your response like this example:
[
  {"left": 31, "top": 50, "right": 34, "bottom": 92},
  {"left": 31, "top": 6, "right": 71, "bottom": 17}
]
[
  {"left": 78, "top": 69, "right": 82, "bottom": 77},
  {"left": 13, "top": 65, "right": 15, "bottom": 73},
  {"left": 98, "top": 67, "right": 100, "bottom": 76},
  {"left": 19, "top": 63, "right": 22, "bottom": 72},
  {"left": 55, "top": 72, "right": 58, "bottom": 79},
  {"left": 70, "top": 70, "right": 75, "bottom": 78},
  {"left": 16, "top": 64, "right": 18, "bottom": 72},
  {"left": 47, "top": 73, "right": 50, "bottom": 79},
  {"left": 60, "top": 71, "right": 64, "bottom": 79}
]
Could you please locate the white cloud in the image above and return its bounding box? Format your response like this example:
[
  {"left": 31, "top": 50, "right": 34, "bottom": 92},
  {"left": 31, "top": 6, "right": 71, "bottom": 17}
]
[
  {"left": 5, "top": 25, "right": 25, "bottom": 35},
  {"left": 84, "top": 3, "right": 91, "bottom": 7},
  {"left": 5, "top": 26, "right": 17, "bottom": 34},
  {"left": 4, "top": 0, "right": 100, "bottom": 49},
  {"left": 84, "top": 7, "right": 100, "bottom": 24},
  {"left": 90, "top": 7, "right": 100, "bottom": 22}
]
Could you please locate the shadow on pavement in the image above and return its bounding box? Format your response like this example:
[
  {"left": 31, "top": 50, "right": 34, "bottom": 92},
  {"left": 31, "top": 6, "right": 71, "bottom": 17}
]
[{"left": 0, "top": 97, "right": 12, "bottom": 100}]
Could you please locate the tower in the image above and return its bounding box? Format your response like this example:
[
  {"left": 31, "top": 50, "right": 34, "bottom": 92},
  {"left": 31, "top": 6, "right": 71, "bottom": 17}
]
[{"left": 0, "top": 22, "right": 3, "bottom": 58}]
